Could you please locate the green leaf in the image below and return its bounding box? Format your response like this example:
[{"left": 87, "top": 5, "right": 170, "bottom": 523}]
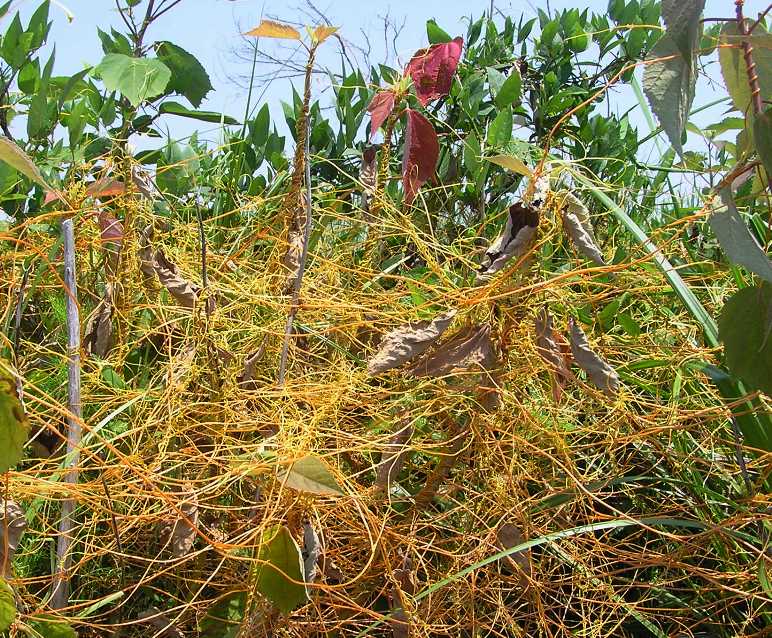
[
  {"left": 279, "top": 455, "right": 343, "bottom": 496},
  {"left": 660, "top": 0, "right": 705, "bottom": 60},
  {"left": 159, "top": 101, "right": 238, "bottom": 125},
  {"left": 753, "top": 107, "right": 772, "bottom": 181},
  {"left": 97, "top": 27, "right": 132, "bottom": 56},
  {"left": 0, "top": 137, "right": 47, "bottom": 187},
  {"left": 618, "top": 313, "right": 641, "bottom": 337},
  {"left": 642, "top": 33, "right": 697, "bottom": 155},
  {"left": 155, "top": 41, "right": 212, "bottom": 108},
  {"left": 463, "top": 131, "right": 481, "bottom": 176},
  {"left": 719, "top": 282, "right": 772, "bottom": 400},
  {"left": 94, "top": 53, "right": 171, "bottom": 107},
  {"left": 0, "top": 361, "right": 30, "bottom": 473},
  {"left": 1, "top": 14, "right": 25, "bottom": 68},
  {"left": 426, "top": 19, "right": 452, "bottom": 44},
  {"left": 250, "top": 104, "right": 271, "bottom": 148},
  {"left": 28, "top": 616, "right": 78, "bottom": 638},
  {"left": 200, "top": 592, "right": 245, "bottom": 638},
  {"left": 0, "top": 579, "right": 15, "bottom": 632},
  {"left": 488, "top": 107, "right": 512, "bottom": 146},
  {"left": 495, "top": 69, "right": 521, "bottom": 108},
  {"left": 156, "top": 142, "right": 199, "bottom": 193},
  {"left": 255, "top": 526, "right": 308, "bottom": 614},
  {"left": 718, "top": 22, "right": 772, "bottom": 114},
  {"left": 709, "top": 189, "right": 772, "bottom": 283},
  {"left": 486, "top": 67, "right": 505, "bottom": 100}
]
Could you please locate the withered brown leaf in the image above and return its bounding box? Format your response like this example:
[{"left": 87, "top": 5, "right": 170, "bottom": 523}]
[
  {"left": 375, "top": 418, "right": 414, "bottom": 490},
  {"left": 496, "top": 522, "right": 532, "bottom": 587},
  {"left": 84, "top": 284, "right": 114, "bottom": 358},
  {"left": 568, "top": 319, "right": 620, "bottom": 397},
  {"left": 560, "top": 192, "right": 605, "bottom": 266},
  {"left": 534, "top": 308, "right": 571, "bottom": 401},
  {"left": 367, "top": 310, "right": 457, "bottom": 375},
  {"left": 409, "top": 324, "right": 496, "bottom": 378},
  {"left": 477, "top": 202, "right": 539, "bottom": 283},
  {"left": 0, "top": 499, "right": 26, "bottom": 576}
]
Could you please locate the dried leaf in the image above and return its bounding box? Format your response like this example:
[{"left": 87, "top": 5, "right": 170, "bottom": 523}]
[
  {"left": 97, "top": 210, "right": 124, "bottom": 244},
  {"left": 486, "top": 154, "right": 532, "bottom": 176},
  {"left": 167, "top": 487, "right": 198, "bottom": 557},
  {"left": 568, "top": 319, "right": 620, "bottom": 397},
  {"left": 301, "top": 521, "right": 321, "bottom": 583},
  {"left": 0, "top": 136, "right": 47, "bottom": 187},
  {"left": 244, "top": 20, "right": 301, "bottom": 40},
  {"left": 238, "top": 339, "right": 267, "bottom": 389},
  {"left": 360, "top": 146, "right": 377, "bottom": 197},
  {"left": 560, "top": 192, "right": 605, "bottom": 266},
  {"left": 496, "top": 523, "right": 531, "bottom": 586},
  {"left": 402, "top": 109, "right": 439, "bottom": 205},
  {"left": 154, "top": 249, "right": 201, "bottom": 309},
  {"left": 367, "top": 90, "right": 396, "bottom": 141},
  {"left": 535, "top": 308, "right": 571, "bottom": 401},
  {"left": 282, "top": 229, "right": 304, "bottom": 291},
  {"left": 405, "top": 37, "right": 463, "bottom": 106},
  {"left": 409, "top": 324, "right": 495, "bottom": 377},
  {"left": 477, "top": 202, "right": 539, "bottom": 283},
  {"left": 137, "top": 608, "right": 184, "bottom": 638},
  {"left": 86, "top": 178, "right": 126, "bottom": 199},
  {"left": 375, "top": 420, "right": 414, "bottom": 490},
  {"left": 476, "top": 369, "right": 503, "bottom": 412},
  {"left": 131, "top": 165, "right": 162, "bottom": 200},
  {"left": 0, "top": 500, "right": 25, "bottom": 577},
  {"left": 389, "top": 554, "right": 416, "bottom": 638},
  {"left": 312, "top": 25, "right": 338, "bottom": 44},
  {"left": 280, "top": 455, "right": 344, "bottom": 496},
  {"left": 84, "top": 285, "right": 114, "bottom": 359},
  {"left": 367, "top": 309, "right": 457, "bottom": 375}
]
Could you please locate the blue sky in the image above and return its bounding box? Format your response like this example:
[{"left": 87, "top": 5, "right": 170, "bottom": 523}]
[{"left": 16, "top": 0, "right": 772, "bottom": 149}]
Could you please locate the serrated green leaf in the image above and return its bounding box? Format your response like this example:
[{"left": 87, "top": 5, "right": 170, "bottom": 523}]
[
  {"left": 0, "top": 137, "right": 47, "bottom": 187},
  {"left": 719, "top": 22, "right": 772, "bottom": 114},
  {"left": 255, "top": 526, "right": 308, "bottom": 614},
  {"left": 753, "top": 107, "right": 772, "bottom": 181},
  {"left": 642, "top": 33, "right": 696, "bottom": 155},
  {"left": 660, "top": 0, "right": 705, "bottom": 60},
  {"left": 0, "top": 579, "right": 15, "bottom": 633},
  {"left": 0, "top": 361, "right": 30, "bottom": 473},
  {"left": 709, "top": 190, "right": 772, "bottom": 283},
  {"left": 94, "top": 53, "right": 171, "bottom": 107},
  {"left": 159, "top": 101, "right": 238, "bottom": 125},
  {"left": 279, "top": 455, "right": 343, "bottom": 496},
  {"left": 155, "top": 41, "right": 212, "bottom": 108},
  {"left": 719, "top": 282, "right": 772, "bottom": 401}
]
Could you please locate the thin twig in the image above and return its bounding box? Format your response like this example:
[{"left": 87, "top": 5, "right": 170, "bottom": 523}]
[{"left": 51, "top": 219, "right": 82, "bottom": 610}]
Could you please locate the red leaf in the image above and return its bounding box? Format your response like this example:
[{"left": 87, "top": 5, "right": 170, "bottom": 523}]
[
  {"left": 402, "top": 109, "right": 439, "bottom": 205},
  {"left": 405, "top": 37, "right": 463, "bottom": 106},
  {"left": 43, "top": 189, "right": 66, "bottom": 205},
  {"left": 86, "top": 178, "right": 126, "bottom": 198},
  {"left": 98, "top": 210, "right": 124, "bottom": 243},
  {"left": 367, "top": 90, "right": 396, "bottom": 141}
]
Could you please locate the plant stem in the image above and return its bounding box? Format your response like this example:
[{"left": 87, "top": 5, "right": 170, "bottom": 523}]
[
  {"left": 51, "top": 218, "right": 82, "bottom": 610},
  {"left": 735, "top": 0, "right": 764, "bottom": 116}
]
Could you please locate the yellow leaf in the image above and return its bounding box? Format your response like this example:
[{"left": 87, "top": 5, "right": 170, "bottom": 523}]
[
  {"left": 244, "top": 20, "right": 301, "bottom": 40},
  {"left": 0, "top": 137, "right": 47, "bottom": 187},
  {"left": 312, "top": 25, "right": 339, "bottom": 44},
  {"left": 487, "top": 154, "right": 532, "bottom": 176}
]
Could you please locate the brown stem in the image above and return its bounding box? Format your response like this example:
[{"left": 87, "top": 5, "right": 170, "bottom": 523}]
[{"left": 735, "top": 0, "right": 764, "bottom": 116}]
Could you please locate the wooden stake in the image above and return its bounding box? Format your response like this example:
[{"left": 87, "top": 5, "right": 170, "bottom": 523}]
[{"left": 51, "top": 218, "right": 82, "bottom": 609}]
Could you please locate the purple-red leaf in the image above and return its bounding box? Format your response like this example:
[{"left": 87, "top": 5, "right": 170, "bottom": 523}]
[
  {"left": 366, "top": 90, "right": 396, "bottom": 141},
  {"left": 405, "top": 36, "right": 463, "bottom": 106},
  {"left": 402, "top": 109, "right": 439, "bottom": 205},
  {"left": 98, "top": 210, "right": 124, "bottom": 243}
]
